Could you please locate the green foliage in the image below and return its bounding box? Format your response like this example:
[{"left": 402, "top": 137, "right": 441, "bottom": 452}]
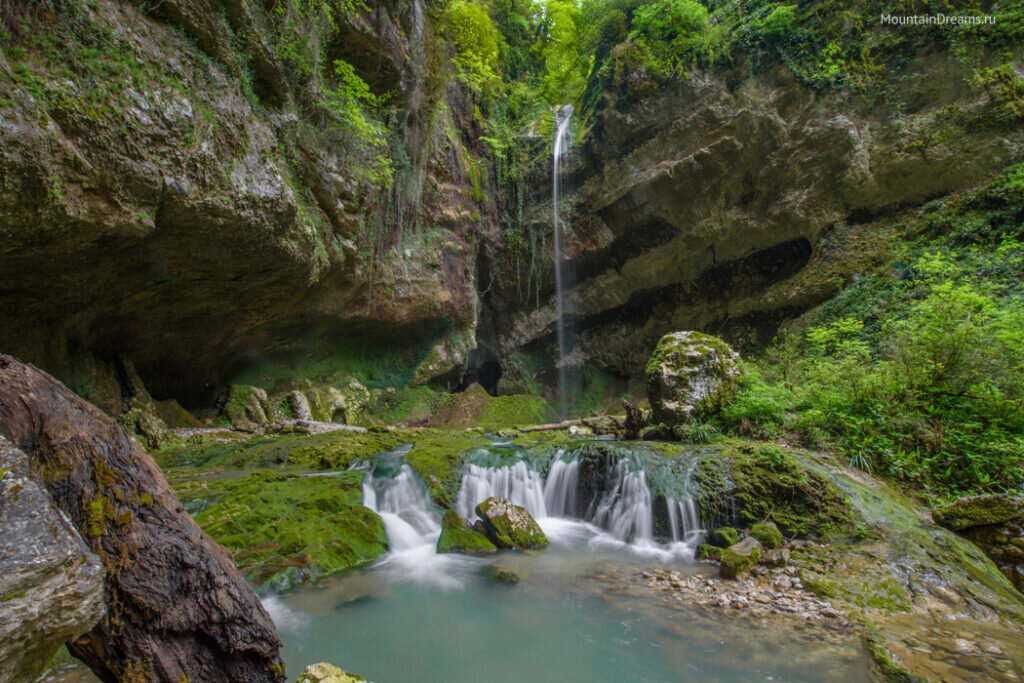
[
  {"left": 442, "top": 0, "right": 502, "bottom": 94},
  {"left": 718, "top": 167, "right": 1024, "bottom": 500},
  {"left": 320, "top": 59, "right": 392, "bottom": 183}
]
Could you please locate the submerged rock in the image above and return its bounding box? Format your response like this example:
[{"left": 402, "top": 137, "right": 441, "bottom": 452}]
[
  {"left": 721, "top": 537, "right": 762, "bottom": 580},
  {"left": 297, "top": 662, "right": 370, "bottom": 683},
  {"left": 475, "top": 497, "right": 549, "bottom": 550},
  {"left": 482, "top": 565, "right": 521, "bottom": 584},
  {"left": 437, "top": 509, "right": 497, "bottom": 555},
  {"left": 0, "top": 439, "right": 105, "bottom": 682},
  {"left": 645, "top": 331, "right": 740, "bottom": 426},
  {"left": 0, "top": 356, "right": 285, "bottom": 682}
]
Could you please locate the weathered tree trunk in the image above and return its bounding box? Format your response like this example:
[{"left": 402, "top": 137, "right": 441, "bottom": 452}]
[{"left": 0, "top": 356, "right": 285, "bottom": 683}]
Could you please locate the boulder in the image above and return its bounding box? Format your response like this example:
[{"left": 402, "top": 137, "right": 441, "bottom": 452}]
[
  {"left": 720, "top": 536, "right": 762, "bottom": 580},
  {"left": 760, "top": 548, "right": 791, "bottom": 568},
  {"left": 475, "top": 497, "right": 549, "bottom": 550},
  {"left": 437, "top": 509, "right": 497, "bottom": 555},
  {"left": 0, "top": 438, "right": 105, "bottom": 682},
  {"left": 645, "top": 331, "right": 741, "bottom": 425},
  {"left": 297, "top": 662, "right": 370, "bottom": 683},
  {"left": 221, "top": 384, "right": 273, "bottom": 426},
  {"left": 933, "top": 494, "right": 1024, "bottom": 531},
  {"left": 0, "top": 356, "right": 285, "bottom": 682},
  {"left": 751, "top": 522, "right": 783, "bottom": 549},
  {"left": 708, "top": 527, "right": 739, "bottom": 548}
]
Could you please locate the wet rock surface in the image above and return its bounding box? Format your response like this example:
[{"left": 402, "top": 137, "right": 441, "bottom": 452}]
[
  {"left": 0, "top": 438, "right": 105, "bottom": 682},
  {"left": 0, "top": 356, "right": 285, "bottom": 682},
  {"left": 934, "top": 494, "right": 1024, "bottom": 593}
]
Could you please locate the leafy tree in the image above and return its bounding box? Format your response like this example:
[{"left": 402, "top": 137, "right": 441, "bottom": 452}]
[{"left": 443, "top": 0, "right": 503, "bottom": 94}]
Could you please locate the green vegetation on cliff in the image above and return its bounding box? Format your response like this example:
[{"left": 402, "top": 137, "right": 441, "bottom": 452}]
[{"left": 717, "top": 165, "right": 1024, "bottom": 501}]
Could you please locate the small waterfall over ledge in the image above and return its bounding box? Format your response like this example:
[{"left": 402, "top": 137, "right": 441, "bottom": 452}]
[{"left": 453, "top": 445, "right": 702, "bottom": 559}]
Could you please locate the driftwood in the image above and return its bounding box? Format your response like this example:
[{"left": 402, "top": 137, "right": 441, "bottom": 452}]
[{"left": 0, "top": 356, "right": 285, "bottom": 683}]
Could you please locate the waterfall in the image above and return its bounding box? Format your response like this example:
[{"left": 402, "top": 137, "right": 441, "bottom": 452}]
[
  {"left": 363, "top": 464, "right": 440, "bottom": 552},
  {"left": 453, "top": 449, "right": 701, "bottom": 556},
  {"left": 456, "top": 461, "right": 547, "bottom": 521},
  {"left": 553, "top": 104, "right": 574, "bottom": 415},
  {"left": 543, "top": 451, "right": 579, "bottom": 517},
  {"left": 591, "top": 460, "right": 654, "bottom": 543}
]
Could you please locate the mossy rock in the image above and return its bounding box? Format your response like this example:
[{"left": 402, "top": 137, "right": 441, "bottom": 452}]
[
  {"left": 174, "top": 469, "right": 387, "bottom": 588},
  {"left": 220, "top": 384, "right": 272, "bottom": 426},
  {"left": 296, "top": 662, "right": 369, "bottom": 683},
  {"left": 645, "top": 331, "right": 740, "bottom": 426},
  {"left": 750, "top": 522, "right": 782, "bottom": 549},
  {"left": 475, "top": 497, "right": 549, "bottom": 550},
  {"left": 437, "top": 509, "right": 497, "bottom": 555},
  {"left": 709, "top": 527, "right": 739, "bottom": 548},
  {"left": 156, "top": 430, "right": 403, "bottom": 470},
  {"left": 430, "top": 383, "right": 555, "bottom": 431},
  {"left": 730, "top": 444, "right": 854, "bottom": 538},
  {"left": 932, "top": 494, "right": 1024, "bottom": 531},
  {"left": 697, "top": 543, "right": 722, "bottom": 561},
  {"left": 404, "top": 432, "right": 488, "bottom": 508},
  {"left": 720, "top": 537, "right": 761, "bottom": 580},
  {"left": 482, "top": 565, "right": 521, "bottom": 584}
]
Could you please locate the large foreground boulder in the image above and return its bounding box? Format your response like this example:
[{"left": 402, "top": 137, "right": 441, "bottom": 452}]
[
  {"left": 0, "top": 438, "right": 105, "bottom": 681},
  {"left": 475, "top": 497, "right": 549, "bottom": 550},
  {"left": 645, "top": 331, "right": 740, "bottom": 426},
  {"left": 0, "top": 356, "right": 285, "bottom": 682}
]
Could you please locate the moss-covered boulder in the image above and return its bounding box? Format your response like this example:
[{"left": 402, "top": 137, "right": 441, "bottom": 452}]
[
  {"left": 430, "top": 383, "right": 555, "bottom": 431},
  {"left": 297, "top": 662, "right": 369, "bottom": 683},
  {"left": 709, "top": 527, "right": 739, "bottom": 548},
  {"left": 720, "top": 537, "right": 762, "bottom": 580},
  {"left": 751, "top": 522, "right": 783, "bottom": 549},
  {"left": 932, "top": 494, "right": 1024, "bottom": 531},
  {"left": 221, "top": 384, "right": 273, "bottom": 426},
  {"left": 645, "top": 331, "right": 740, "bottom": 426},
  {"left": 174, "top": 470, "right": 387, "bottom": 589},
  {"left": 475, "top": 497, "right": 549, "bottom": 550},
  {"left": 697, "top": 543, "right": 722, "bottom": 561},
  {"left": 437, "top": 509, "right": 497, "bottom": 555}
]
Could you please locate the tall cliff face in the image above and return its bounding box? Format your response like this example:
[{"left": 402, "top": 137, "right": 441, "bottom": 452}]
[
  {"left": 488, "top": 55, "right": 1023, "bottom": 384},
  {"left": 0, "top": 0, "right": 494, "bottom": 405}
]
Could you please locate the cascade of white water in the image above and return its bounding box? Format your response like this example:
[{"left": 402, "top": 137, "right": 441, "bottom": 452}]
[
  {"left": 591, "top": 460, "right": 654, "bottom": 543},
  {"left": 363, "top": 464, "right": 440, "bottom": 551},
  {"left": 542, "top": 451, "right": 579, "bottom": 518},
  {"left": 456, "top": 461, "right": 547, "bottom": 521},
  {"left": 553, "top": 104, "right": 574, "bottom": 415}
]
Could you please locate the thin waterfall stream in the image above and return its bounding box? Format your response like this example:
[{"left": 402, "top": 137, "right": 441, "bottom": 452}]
[{"left": 552, "top": 104, "right": 574, "bottom": 416}]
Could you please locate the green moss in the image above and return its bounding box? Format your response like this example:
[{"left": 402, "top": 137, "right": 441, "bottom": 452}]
[
  {"left": 750, "top": 522, "right": 782, "bottom": 549},
  {"left": 436, "top": 509, "right": 497, "bottom": 555},
  {"left": 174, "top": 469, "right": 387, "bottom": 589},
  {"left": 865, "top": 629, "right": 927, "bottom": 682},
  {"left": 697, "top": 543, "right": 722, "bottom": 561},
  {"left": 932, "top": 494, "right": 1023, "bottom": 531},
  {"left": 156, "top": 430, "right": 403, "bottom": 470},
  {"left": 404, "top": 432, "right": 488, "bottom": 508},
  {"left": 709, "top": 527, "right": 738, "bottom": 548},
  {"left": 433, "top": 384, "right": 555, "bottom": 430},
  {"left": 729, "top": 443, "right": 854, "bottom": 538},
  {"left": 720, "top": 545, "right": 759, "bottom": 579}
]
